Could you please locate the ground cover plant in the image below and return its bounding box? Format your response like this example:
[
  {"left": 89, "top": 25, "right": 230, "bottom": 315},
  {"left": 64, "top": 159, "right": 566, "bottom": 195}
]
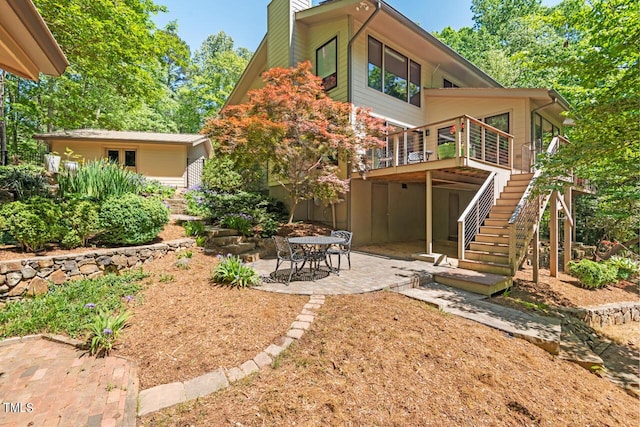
[{"left": 0, "top": 271, "right": 145, "bottom": 342}]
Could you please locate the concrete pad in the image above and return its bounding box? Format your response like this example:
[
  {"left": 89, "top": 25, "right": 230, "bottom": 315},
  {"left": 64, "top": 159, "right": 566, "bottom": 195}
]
[
  {"left": 138, "top": 382, "right": 186, "bottom": 416},
  {"left": 184, "top": 368, "right": 229, "bottom": 400}
]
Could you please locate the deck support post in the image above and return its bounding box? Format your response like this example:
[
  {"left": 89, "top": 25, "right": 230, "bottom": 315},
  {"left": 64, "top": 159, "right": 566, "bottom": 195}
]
[
  {"left": 563, "top": 186, "right": 572, "bottom": 272},
  {"left": 550, "top": 190, "right": 558, "bottom": 277},
  {"left": 426, "top": 170, "right": 433, "bottom": 254},
  {"left": 532, "top": 225, "right": 539, "bottom": 283}
]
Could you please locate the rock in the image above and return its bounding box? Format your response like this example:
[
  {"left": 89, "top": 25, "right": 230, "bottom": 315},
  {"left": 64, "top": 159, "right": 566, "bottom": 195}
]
[
  {"left": 111, "top": 254, "right": 128, "bottom": 267},
  {"left": 4, "top": 262, "right": 23, "bottom": 273},
  {"left": 27, "top": 277, "right": 49, "bottom": 296},
  {"left": 96, "top": 256, "right": 112, "bottom": 266},
  {"left": 49, "top": 269, "right": 68, "bottom": 285},
  {"left": 79, "top": 263, "right": 99, "bottom": 275},
  {"left": 127, "top": 256, "right": 140, "bottom": 267},
  {"left": 37, "top": 259, "right": 54, "bottom": 268},
  {"left": 21, "top": 265, "right": 37, "bottom": 280},
  {"left": 174, "top": 258, "right": 191, "bottom": 269},
  {"left": 0, "top": 274, "right": 5, "bottom": 285},
  {"left": 7, "top": 280, "right": 28, "bottom": 297},
  {"left": 6, "top": 272, "right": 22, "bottom": 287},
  {"left": 61, "top": 260, "right": 77, "bottom": 271},
  {"left": 37, "top": 268, "right": 54, "bottom": 278}
]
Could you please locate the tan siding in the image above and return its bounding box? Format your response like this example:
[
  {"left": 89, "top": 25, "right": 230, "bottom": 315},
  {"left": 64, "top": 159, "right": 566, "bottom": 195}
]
[
  {"left": 268, "top": 0, "right": 311, "bottom": 68},
  {"left": 306, "top": 17, "right": 349, "bottom": 102},
  {"left": 350, "top": 29, "right": 425, "bottom": 126}
]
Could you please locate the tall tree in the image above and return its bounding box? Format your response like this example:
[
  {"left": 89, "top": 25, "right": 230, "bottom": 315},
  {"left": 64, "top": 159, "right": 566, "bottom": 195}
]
[{"left": 203, "top": 61, "right": 387, "bottom": 223}]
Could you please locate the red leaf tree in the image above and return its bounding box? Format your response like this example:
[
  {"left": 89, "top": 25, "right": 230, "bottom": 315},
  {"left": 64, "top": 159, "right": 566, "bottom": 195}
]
[{"left": 203, "top": 61, "right": 387, "bottom": 223}]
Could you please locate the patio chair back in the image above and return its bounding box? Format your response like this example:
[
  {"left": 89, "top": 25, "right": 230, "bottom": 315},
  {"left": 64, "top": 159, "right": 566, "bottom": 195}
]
[
  {"left": 327, "top": 230, "right": 353, "bottom": 271},
  {"left": 272, "top": 236, "right": 305, "bottom": 285}
]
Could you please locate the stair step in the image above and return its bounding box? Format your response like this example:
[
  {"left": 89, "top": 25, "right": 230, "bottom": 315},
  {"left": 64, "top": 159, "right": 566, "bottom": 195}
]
[
  {"left": 204, "top": 242, "right": 257, "bottom": 256},
  {"left": 458, "top": 259, "right": 512, "bottom": 276},
  {"left": 508, "top": 173, "right": 534, "bottom": 181},
  {"left": 479, "top": 226, "right": 509, "bottom": 236},
  {"left": 488, "top": 211, "right": 512, "bottom": 220},
  {"left": 465, "top": 250, "right": 509, "bottom": 264},
  {"left": 499, "top": 191, "right": 525, "bottom": 199},
  {"left": 475, "top": 233, "right": 509, "bottom": 244},
  {"left": 484, "top": 218, "right": 509, "bottom": 227},
  {"left": 469, "top": 241, "right": 509, "bottom": 254},
  {"left": 496, "top": 198, "right": 519, "bottom": 207},
  {"left": 240, "top": 252, "right": 262, "bottom": 262},
  {"left": 490, "top": 205, "right": 516, "bottom": 214},
  {"left": 210, "top": 236, "right": 245, "bottom": 246},
  {"left": 205, "top": 227, "right": 239, "bottom": 238},
  {"left": 432, "top": 270, "right": 512, "bottom": 296}
]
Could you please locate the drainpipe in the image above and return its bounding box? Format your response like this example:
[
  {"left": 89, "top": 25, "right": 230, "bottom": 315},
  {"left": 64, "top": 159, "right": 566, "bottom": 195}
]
[{"left": 346, "top": 0, "right": 381, "bottom": 232}]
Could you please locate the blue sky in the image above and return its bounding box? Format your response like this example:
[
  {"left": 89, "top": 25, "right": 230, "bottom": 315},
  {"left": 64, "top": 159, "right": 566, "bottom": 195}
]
[{"left": 153, "top": 0, "right": 559, "bottom": 54}]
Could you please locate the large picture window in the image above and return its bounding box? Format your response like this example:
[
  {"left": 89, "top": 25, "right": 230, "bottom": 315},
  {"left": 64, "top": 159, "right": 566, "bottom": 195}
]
[
  {"left": 367, "top": 36, "right": 421, "bottom": 107},
  {"left": 316, "top": 37, "right": 337, "bottom": 91}
]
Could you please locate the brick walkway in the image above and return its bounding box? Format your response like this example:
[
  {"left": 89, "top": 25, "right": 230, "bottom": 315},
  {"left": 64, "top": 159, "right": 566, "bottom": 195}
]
[{"left": 0, "top": 335, "right": 137, "bottom": 427}]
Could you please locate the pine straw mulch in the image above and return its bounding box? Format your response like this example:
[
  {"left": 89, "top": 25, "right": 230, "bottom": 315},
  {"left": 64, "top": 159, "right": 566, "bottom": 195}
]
[{"left": 140, "top": 291, "right": 639, "bottom": 426}]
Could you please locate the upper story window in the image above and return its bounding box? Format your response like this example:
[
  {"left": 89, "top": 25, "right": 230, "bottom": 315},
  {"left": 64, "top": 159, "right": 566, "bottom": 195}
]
[
  {"left": 368, "top": 36, "right": 421, "bottom": 107},
  {"left": 443, "top": 79, "right": 459, "bottom": 88},
  {"left": 316, "top": 37, "right": 337, "bottom": 91}
]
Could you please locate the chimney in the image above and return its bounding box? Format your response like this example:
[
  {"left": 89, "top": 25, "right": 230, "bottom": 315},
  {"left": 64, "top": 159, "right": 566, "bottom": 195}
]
[{"left": 267, "top": 0, "right": 312, "bottom": 68}]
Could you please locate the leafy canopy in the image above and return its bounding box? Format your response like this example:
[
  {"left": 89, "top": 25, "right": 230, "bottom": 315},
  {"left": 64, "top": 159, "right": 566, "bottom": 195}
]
[{"left": 204, "top": 61, "right": 387, "bottom": 223}]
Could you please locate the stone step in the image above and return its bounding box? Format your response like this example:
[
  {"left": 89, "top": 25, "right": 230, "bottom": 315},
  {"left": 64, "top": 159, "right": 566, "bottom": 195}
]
[
  {"left": 213, "top": 242, "right": 257, "bottom": 256},
  {"left": 205, "top": 227, "right": 240, "bottom": 238},
  {"left": 558, "top": 327, "right": 604, "bottom": 371},
  {"left": 209, "top": 236, "right": 245, "bottom": 247}
]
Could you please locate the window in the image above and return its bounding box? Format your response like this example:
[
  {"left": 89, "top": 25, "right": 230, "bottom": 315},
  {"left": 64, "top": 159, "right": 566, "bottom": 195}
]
[
  {"left": 443, "top": 79, "right": 459, "bottom": 88},
  {"left": 106, "top": 148, "right": 136, "bottom": 169},
  {"left": 485, "top": 112, "right": 509, "bottom": 133},
  {"left": 316, "top": 37, "right": 337, "bottom": 91},
  {"left": 367, "top": 36, "right": 421, "bottom": 106}
]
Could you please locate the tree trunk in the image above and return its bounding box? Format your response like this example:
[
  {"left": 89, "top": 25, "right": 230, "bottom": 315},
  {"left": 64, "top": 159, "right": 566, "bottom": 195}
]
[
  {"left": 598, "top": 236, "right": 640, "bottom": 260},
  {"left": 287, "top": 200, "right": 298, "bottom": 224}
]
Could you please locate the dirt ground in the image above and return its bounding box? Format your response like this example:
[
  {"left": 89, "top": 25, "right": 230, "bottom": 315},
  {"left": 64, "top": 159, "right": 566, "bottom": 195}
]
[{"left": 2, "top": 223, "right": 638, "bottom": 425}]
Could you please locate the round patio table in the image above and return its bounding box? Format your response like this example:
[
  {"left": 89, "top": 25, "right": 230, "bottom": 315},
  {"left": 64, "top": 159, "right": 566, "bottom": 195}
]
[{"left": 288, "top": 235, "right": 345, "bottom": 277}]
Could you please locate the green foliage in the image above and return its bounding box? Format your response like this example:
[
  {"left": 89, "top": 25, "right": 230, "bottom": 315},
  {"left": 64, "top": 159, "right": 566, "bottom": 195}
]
[
  {"left": 212, "top": 255, "right": 260, "bottom": 288},
  {"left": 195, "top": 236, "right": 207, "bottom": 247},
  {"left": 0, "top": 271, "right": 144, "bottom": 339},
  {"left": 567, "top": 259, "right": 618, "bottom": 289},
  {"left": 57, "top": 159, "right": 144, "bottom": 202},
  {"left": 202, "top": 155, "right": 243, "bottom": 192},
  {"left": 88, "top": 310, "right": 130, "bottom": 356},
  {"left": 183, "top": 221, "right": 206, "bottom": 237},
  {"left": 220, "top": 214, "right": 253, "bottom": 237},
  {"left": 60, "top": 200, "right": 100, "bottom": 248},
  {"left": 138, "top": 178, "right": 176, "bottom": 199},
  {"left": 0, "top": 164, "right": 50, "bottom": 201},
  {"left": 0, "top": 197, "right": 62, "bottom": 252},
  {"left": 177, "top": 250, "right": 193, "bottom": 259},
  {"left": 606, "top": 256, "right": 639, "bottom": 280},
  {"left": 98, "top": 194, "right": 169, "bottom": 245}
]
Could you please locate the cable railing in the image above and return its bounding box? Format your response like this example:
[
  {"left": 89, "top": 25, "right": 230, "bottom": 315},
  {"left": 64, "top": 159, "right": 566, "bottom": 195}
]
[
  {"left": 457, "top": 172, "right": 497, "bottom": 260},
  {"left": 366, "top": 115, "right": 513, "bottom": 171},
  {"left": 507, "top": 136, "right": 562, "bottom": 273}
]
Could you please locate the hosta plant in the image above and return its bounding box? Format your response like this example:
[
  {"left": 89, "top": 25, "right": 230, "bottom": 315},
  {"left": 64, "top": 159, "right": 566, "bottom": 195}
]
[{"left": 212, "top": 254, "right": 260, "bottom": 288}]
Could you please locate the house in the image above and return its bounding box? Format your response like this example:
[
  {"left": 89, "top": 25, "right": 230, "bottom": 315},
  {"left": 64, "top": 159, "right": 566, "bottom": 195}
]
[
  {"left": 33, "top": 129, "right": 212, "bottom": 188},
  {"left": 227, "top": 0, "right": 586, "bottom": 294}
]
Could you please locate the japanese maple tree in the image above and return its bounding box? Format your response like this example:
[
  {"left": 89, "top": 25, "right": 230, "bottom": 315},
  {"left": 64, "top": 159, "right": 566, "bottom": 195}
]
[{"left": 203, "top": 61, "right": 387, "bottom": 223}]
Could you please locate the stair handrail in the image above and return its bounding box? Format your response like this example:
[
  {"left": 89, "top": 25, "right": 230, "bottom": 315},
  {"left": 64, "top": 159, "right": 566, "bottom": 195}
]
[
  {"left": 507, "top": 136, "right": 562, "bottom": 272},
  {"left": 457, "top": 172, "right": 497, "bottom": 260}
]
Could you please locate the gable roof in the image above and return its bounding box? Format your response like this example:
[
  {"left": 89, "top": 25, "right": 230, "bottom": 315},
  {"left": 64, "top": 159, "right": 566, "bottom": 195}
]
[
  {"left": 33, "top": 129, "right": 211, "bottom": 148},
  {"left": 227, "top": 0, "right": 501, "bottom": 106},
  {"left": 0, "top": 0, "right": 68, "bottom": 80}
]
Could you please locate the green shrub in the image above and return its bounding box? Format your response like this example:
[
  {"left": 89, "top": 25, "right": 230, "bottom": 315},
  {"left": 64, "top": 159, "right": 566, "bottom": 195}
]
[
  {"left": 0, "top": 197, "right": 62, "bottom": 252},
  {"left": 183, "top": 220, "right": 206, "bottom": 237},
  {"left": 212, "top": 255, "right": 260, "bottom": 288},
  {"left": 57, "top": 159, "right": 143, "bottom": 202},
  {"left": 202, "top": 156, "right": 244, "bottom": 192},
  {"left": 606, "top": 256, "right": 639, "bottom": 280},
  {"left": 0, "top": 164, "right": 50, "bottom": 200},
  {"left": 220, "top": 214, "right": 253, "bottom": 237},
  {"left": 87, "top": 310, "right": 130, "bottom": 356},
  {"left": 138, "top": 177, "right": 176, "bottom": 199},
  {"left": 98, "top": 194, "right": 169, "bottom": 245},
  {"left": 61, "top": 200, "right": 100, "bottom": 248},
  {"left": 567, "top": 259, "right": 618, "bottom": 289}
]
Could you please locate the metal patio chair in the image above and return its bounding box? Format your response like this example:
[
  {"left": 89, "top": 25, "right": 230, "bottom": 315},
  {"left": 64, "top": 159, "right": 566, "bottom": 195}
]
[
  {"left": 272, "top": 236, "right": 306, "bottom": 285},
  {"left": 326, "top": 230, "right": 353, "bottom": 273}
]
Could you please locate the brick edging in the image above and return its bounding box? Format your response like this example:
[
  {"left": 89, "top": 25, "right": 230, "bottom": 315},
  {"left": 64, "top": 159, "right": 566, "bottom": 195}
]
[{"left": 137, "top": 294, "right": 326, "bottom": 417}]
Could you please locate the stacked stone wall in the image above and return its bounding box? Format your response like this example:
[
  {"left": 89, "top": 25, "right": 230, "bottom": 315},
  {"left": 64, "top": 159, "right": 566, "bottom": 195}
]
[
  {"left": 566, "top": 302, "right": 640, "bottom": 328},
  {"left": 0, "top": 239, "right": 195, "bottom": 302}
]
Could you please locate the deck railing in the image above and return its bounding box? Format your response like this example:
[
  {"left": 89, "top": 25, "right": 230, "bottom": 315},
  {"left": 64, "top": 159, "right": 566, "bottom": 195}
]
[
  {"left": 507, "top": 136, "right": 563, "bottom": 273},
  {"left": 457, "top": 172, "right": 497, "bottom": 260},
  {"left": 367, "top": 115, "right": 514, "bottom": 171}
]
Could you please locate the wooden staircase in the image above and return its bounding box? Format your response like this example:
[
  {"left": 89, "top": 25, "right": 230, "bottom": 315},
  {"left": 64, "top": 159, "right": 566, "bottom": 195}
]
[{"left": 458, "top": 173, "right": 534, "bottom": 276}]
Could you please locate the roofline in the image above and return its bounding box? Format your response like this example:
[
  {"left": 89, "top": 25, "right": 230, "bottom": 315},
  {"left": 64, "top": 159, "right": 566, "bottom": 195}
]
[
  {"left": 298, "top": 0, "right": 502, "bottom": 88},
  {"left": 224, "top": 35, "right": 267, "bottom": 108},
  {"left": 424, "top": 87, "right": 571, "bottom": 110},
  {"left": 4, "top": 0, "right": 69, "bottom": 78},
  {"left": 33, "top": 131, "right": 210, "bottom": 146}
]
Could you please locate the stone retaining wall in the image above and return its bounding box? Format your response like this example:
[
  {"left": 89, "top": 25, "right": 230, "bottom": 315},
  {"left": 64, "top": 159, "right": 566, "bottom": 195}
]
[
  {"left": 567, "top": 302, "right": 640, "bottom": 328},
  {"left": 0, "top": 239, "right": 195, "bottom": 302}
]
